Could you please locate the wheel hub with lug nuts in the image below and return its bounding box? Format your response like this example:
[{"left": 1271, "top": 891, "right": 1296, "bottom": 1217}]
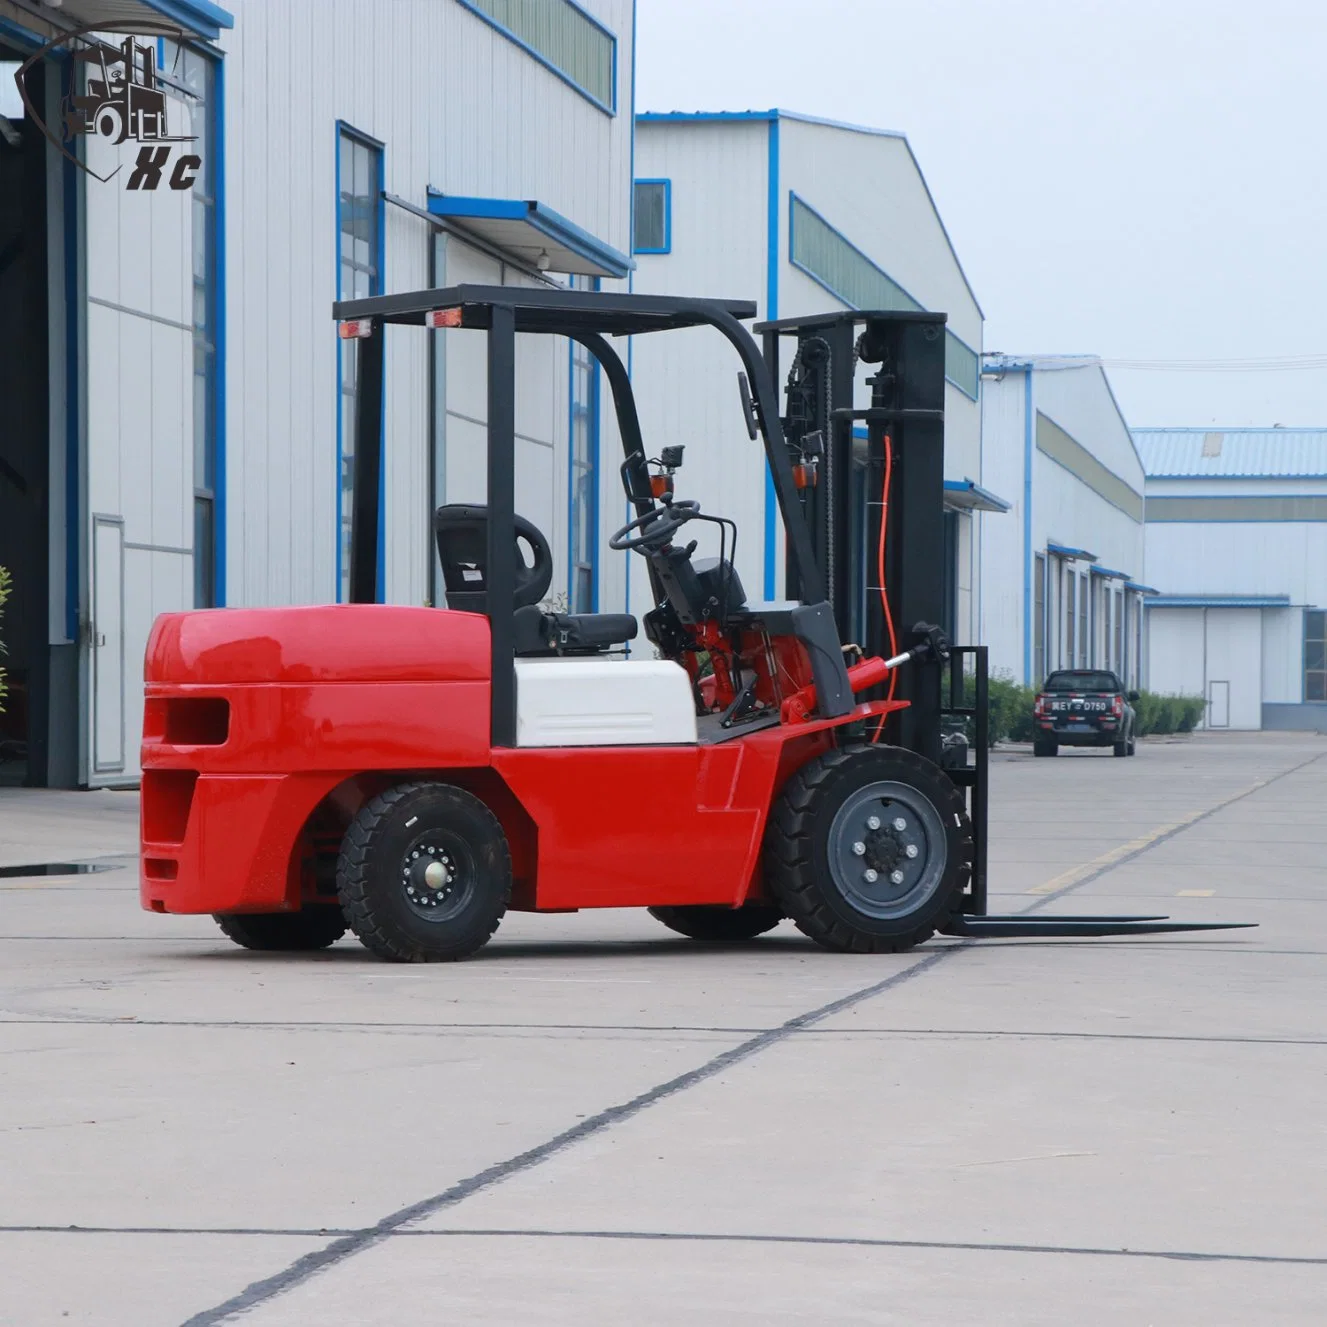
[
  {"left": 402, "top": 842, "right": 457, "bottom": 911},
  {"left": 827, "top": 781, "right": 948, "bottom": 922}
]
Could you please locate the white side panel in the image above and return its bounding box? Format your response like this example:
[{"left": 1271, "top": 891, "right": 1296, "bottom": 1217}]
[
  {"left": 1142, "top": 520, "right": 1327, "bottom": 606},
  {"left": 1147, "top": 608, "right": 1205, "bottom": 700},
  {"left": 1261, "top": 608, "right": 1300, "bottom": 704},
  {"left": 514, "top": 659, "right": 698, "bottom": 746},
  {"left": 977, "top": 372, "right": 1027, "bottom": 680},
  {"left": 1204, "top": 608, "right": 1263, "bottom": 730}
]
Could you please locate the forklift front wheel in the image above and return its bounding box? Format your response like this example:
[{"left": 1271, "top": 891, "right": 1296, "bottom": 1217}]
[
  {"left": 764, "top": 745, "right": 971, "bottom": 954},
  {"left": 647, "top": 904, "right": 783, "bottom": 943},
  {"left": 337, "top": 781, "right": 512, "bottom": 962}
]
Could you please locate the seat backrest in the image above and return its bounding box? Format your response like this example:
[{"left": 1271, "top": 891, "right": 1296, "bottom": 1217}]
[{"left": 433, "top": 504, "right": 553, "bottom": 613}]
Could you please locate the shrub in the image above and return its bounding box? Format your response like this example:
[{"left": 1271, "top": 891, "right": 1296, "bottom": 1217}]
[
  {"left": 1133, "top": 690, "right": 1205, "bottom": 736},
  {"left": 0, "top": 565, "right": 9, "bottom": 714},
  {"left": 961, "top": 669, "right": 1038, "bottom": 748}
]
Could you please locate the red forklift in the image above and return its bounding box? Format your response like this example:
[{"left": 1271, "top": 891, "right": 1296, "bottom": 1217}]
[{"left": 139, "top": 286, "right": 1245, "bottom": 959}]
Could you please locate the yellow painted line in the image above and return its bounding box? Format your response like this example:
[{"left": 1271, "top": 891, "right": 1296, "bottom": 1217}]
[
  {"left": 1025, "top": 825, "right": 1183, "bottom": 894},
  {"left": 1178, "top": 889, "right": 1214, "bottom": 898}
]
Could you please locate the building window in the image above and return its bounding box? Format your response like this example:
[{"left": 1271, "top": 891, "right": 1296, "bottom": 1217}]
[
  {"left": 458, "top": 0, "right": 616, "bottom": 112},
  {"left": 1306, "top": 610, "right": 1326, "bottom": 702},
  {"left": 1064, "top": 566, "right": 1075, "bottom": 668},
  {"left": 1079, "top": 574, "right": 1089, "bottom": 667},
  {"left": 1033, "top": 553, "right": 1046, "bottom": 683},
  {"left": 568, "top": 275, "right": 599, "bottom": 612},
  {"left": 164, "top": 41, "right": 219, "bottom": 608},
  {"left": 337, "top": 127, "right": 383, "bottom": 602},
  {"left": 633, "top": 179, "right": 670, "bottom": 253},
  {"left": 788, "top": 194, "right": 980, "bottom": 399}
]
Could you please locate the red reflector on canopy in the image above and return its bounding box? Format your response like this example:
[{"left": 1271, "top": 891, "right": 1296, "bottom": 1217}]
[
  {"left": 338, "top": 319, "right": 373, "bottom": 339},
  {"left": 425, "top": 307, "right": 463, "bottom": 328}
]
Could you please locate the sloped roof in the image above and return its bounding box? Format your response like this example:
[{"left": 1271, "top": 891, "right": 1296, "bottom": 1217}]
[{"left": 1133, "top": 428, "right": 1327, "bottom": 478}]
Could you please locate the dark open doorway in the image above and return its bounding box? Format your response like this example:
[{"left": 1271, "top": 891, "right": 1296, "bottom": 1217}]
[{"left": 0, "top": 52, "right": 52, "bottom": 786}]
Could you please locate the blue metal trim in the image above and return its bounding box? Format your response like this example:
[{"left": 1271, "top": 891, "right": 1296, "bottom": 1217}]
[
  {"left": 1021, "top": 369, "right": 1032, "bottom": 684},
  {"left": 636, "top": 109, "right": 905, "bottom": 139},
  {"left": 141, "top": 0, "right": 234, "bottom": 39},
  {"left": 212, "top": 49, "right": 226, "bottom": 605},
  {"left": 787, "top": 192, "right": 980, "bottom": 399},
  {"left": 763, "top": 113, "right": 779, "bottom": 600},
  {"left": 943, "top": 478, "right": 1011, "bottom": 513},
  {"left": 1088, "top": 565, "right": 1130, "bottom": 580},
  {"left": 1124, "top": 581, "right": 1159, "bottom": 595},
  {"left": 631, "top": 178, "right": 670, "bottom": 254},
  {"left": 0, "top": 13, "right": 43, "bottom": 47},
  {"left": 1148, "top": 596, "right": 1290, "bottom": 609},
  {"left": 1145, "top": 473, "right": 1327, "bottom": 481},
  {"left": 1046, "top": 541, "right": 1098, "bottom": 562},
  {"left": 426, "top": 192, "right": 633, "bottom": 278},
  {"left": 62, "top": 71, "right": 81, "bottom": 644},
  {"left": 453, "top": 0, "right": 617, "bottom": 115}
]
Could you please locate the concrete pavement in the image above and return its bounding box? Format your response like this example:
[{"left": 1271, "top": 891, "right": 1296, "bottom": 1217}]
[{"left": 1, "top": 733, "right": 1325, "bottom": 1324}]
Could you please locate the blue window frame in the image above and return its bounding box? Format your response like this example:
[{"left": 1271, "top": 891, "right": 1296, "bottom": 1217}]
[
  {"left": 788, "top": 193, "right": 980, "bottom": 400},
  {"left": 456, "top": 0, "right": 616, "bottom": 114},
  {"left": 163, "top": 39, "right": 221, "bottom": 607},
  {"left": 568, "top": 275, "right": 600, "bottom": 612},
  {"left": 632, "top": 179, "right": 670, "bottom": 253},
  {"left": 336, "top": 125, "right": 383, "bottom": 602}
]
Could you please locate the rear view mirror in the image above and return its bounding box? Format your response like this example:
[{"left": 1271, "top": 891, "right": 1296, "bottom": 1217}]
[
  {"left": 620, "top": 455, "right": 654, "bottom": 506},
  {"left": 736, "top": 372, "right": 759, "bottom": 440}
]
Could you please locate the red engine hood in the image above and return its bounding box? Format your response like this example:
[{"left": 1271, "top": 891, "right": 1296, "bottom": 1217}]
[{"left": 145, "top": 605, "right": 491, "bottom": 685}]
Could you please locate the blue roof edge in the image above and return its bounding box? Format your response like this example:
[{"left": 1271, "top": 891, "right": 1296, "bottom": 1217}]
[
  {"left": 426, "top": 192, "right": 634, "bottom": 278},
  {"left": 144, "top": 0, "right": 233, "bottom": 38}
]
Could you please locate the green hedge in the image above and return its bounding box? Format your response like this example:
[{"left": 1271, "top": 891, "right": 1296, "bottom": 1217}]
[
  {"left": 0, "top": 565, "right": 9, "bottom": 714},
  {"left": 961, "top": 669, "right": 1205, "bottom": 746}
]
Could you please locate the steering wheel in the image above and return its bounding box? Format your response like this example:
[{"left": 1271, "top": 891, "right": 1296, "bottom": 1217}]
[{"left": 609, "top": 500, "right": 700, "bottom": 553}]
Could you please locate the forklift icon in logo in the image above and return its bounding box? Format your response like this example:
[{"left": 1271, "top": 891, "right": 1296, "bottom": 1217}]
[
  {"left": 63, "top": 37, "right": 180, "bottom": 144},
  {"left": 57, "top": 36, "right": 199, "bottom": 189}
]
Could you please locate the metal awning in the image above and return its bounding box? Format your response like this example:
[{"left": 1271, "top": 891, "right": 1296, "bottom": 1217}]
[
  {"left": 1124, "top": 581, "right": 1159, "bottom": 595},
  {"left": 1089, "top": 564, "right": 1131, "bottom": 580},
  {"left": 10, "top": 0, "right": 234, "bottom": 40},
  {"left": 1147, "top": 595, "right": 1291, "bottom": 609},
  {"left": 943, "top": 478, "right": 1011, "bottom": 513},
  {"left": 1046, "top": 541, "right": 1098, "bottom": 562},
  {"left": 427, "top": 193, "right": 634, "bottom": 280}
]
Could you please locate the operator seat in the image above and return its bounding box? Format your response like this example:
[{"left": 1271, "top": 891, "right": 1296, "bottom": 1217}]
[{"left": 433, "top": 505, "right": 637, "bottom": 655}]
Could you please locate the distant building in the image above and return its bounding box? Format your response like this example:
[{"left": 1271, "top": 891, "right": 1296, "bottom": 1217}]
[
  {"left": 979, "top": 356, "right": 1149, "bottom": 689},
  {"left": 1135, "top": 428, "right": 1327, "bottom": 732}
]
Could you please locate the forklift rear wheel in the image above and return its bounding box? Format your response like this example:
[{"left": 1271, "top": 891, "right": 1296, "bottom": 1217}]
[
  {"left": 1033, "top": 739, "right": 1057, "bottom": 757},
  {"left": 647, "top": 904, "right": 783, "bottom": 942},
  {"left": 213, "top": 906, "right": 347, "bottom": 952},
  {"left": 764, "top": 745, "right": 971, "bottom": 953},
  {"left": 337, "top": 782, "right": 511, "bottom": 962}
]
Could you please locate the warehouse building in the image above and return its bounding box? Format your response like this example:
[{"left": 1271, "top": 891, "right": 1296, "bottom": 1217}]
[
  {"left": 980, "top": 356, "right": 1150, "bottom": 689},
  {"left": 1136, "top": 428, "right": 1327, "bottom": 732},
  {"left": 628, "top": 110, "right": 993, "bottom": 648},
  {"left": 0, "top": 0, "right": 634, "bottom": 787}
]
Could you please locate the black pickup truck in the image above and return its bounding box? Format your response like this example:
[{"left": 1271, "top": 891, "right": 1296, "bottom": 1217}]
[{"left": 1033, "top": 670, "right": 1139, "bottom": 758}]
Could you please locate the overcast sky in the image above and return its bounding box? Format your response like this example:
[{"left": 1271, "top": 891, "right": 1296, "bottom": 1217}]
[{"left": 636, "top": 0, "right": 1327, "bottom": 428}]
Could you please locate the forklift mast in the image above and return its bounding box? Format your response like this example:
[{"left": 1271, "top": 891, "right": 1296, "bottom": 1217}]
[{"left": 757, "top": 311, "right": 948, "bottom": 765}]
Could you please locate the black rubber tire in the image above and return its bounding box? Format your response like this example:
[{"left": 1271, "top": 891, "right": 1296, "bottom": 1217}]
[
  {"left": 213, "top": 906, "right": 347, "bottom": 951},
  {"left": 647, "top": 903, "right": 783, "bottom": 942},
  {"left": 1033, "top": 739, "right": 1058, "bottom": 757},
  {"left": 763, "top": 745, "right": 972, "bottom": 954},
  {"left": 1113, "top": 739, "right": 1128, "bottom": 757},
  {"left": 337, "top": 781, "right": 510, "bottom": 962}
]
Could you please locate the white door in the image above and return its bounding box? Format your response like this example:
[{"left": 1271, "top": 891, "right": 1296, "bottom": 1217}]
[
  {"left": 1207, "top": 679, "right": 1230, "bottom": 729},
  {"left": 1203, "top": 608, "right": 1263, "bottom": 730},
  {"left": 91, "top": 516, "right": 125, "bottom": 777}
]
